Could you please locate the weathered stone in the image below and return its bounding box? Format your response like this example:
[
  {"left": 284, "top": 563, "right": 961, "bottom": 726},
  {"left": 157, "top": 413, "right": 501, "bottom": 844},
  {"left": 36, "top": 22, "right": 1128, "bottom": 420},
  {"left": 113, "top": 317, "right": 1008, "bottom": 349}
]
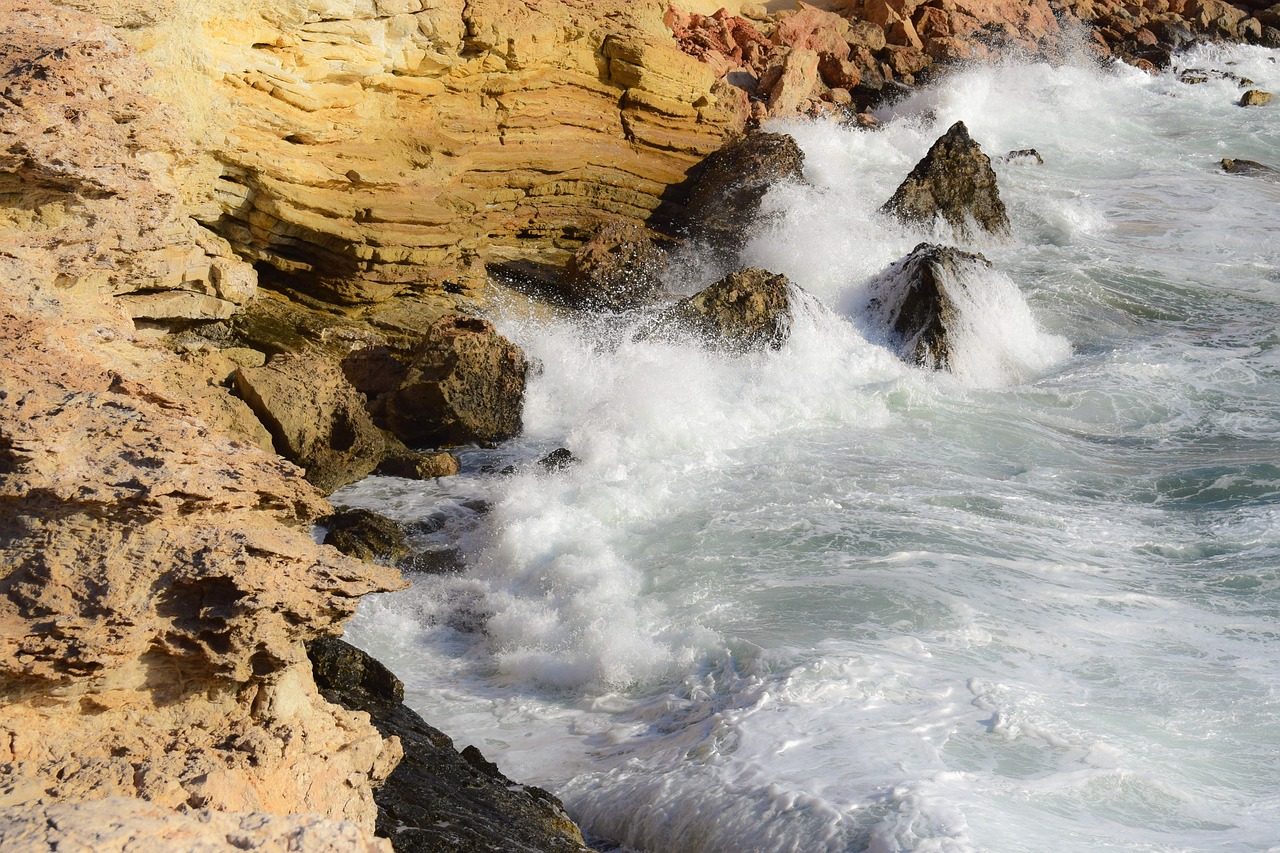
[
  {"left": 1240, "top": 89, "right": 1273, "bottom": 106},
  {"left": 384, "top": 316, "right": 527, "bottom": 448},
  {"left": 560, "top": 220, "right": 670, "bottom": 311},
  {"left": 672, "top": 132, "right": 806, "bottom": 256},
  {"left": 881, "top": 120, "right": 1010, "bottom": 239},
  {"left": 309, "top": 638, "right": 593, "bottom": 853},
  {"left": 376, "top": 450, "right": 462, "bottom": 479},
  {"left": 864, "top": 242, "right": 991, "bottom": 370},
  {"left": 234, "top": 352, "right": 385, "bottom": 494},
  {"left": 0, "top": 799, "right": 392, "bottom": 853},
  {"left": 1221, "top": 157, "right": 1280, "bottom": 180},
  {"left": 639, "top": 268, "right": 794, "bottom": 352},
  {"left": 321, "top": 508, "right": 412, "bottom": 565},
  {"left": 539, "top": 447, "right": 580, "bottom": 471},
  {"left": 1000, "top": 148, "right": 1044, "bottom": 165}
]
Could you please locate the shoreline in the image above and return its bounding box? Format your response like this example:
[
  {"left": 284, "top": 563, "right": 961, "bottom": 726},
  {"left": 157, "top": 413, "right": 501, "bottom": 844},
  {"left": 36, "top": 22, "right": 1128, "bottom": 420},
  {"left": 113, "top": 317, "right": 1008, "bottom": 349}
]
[{"left": 1, "top": 0, "right": 1274, "bottom": 848}]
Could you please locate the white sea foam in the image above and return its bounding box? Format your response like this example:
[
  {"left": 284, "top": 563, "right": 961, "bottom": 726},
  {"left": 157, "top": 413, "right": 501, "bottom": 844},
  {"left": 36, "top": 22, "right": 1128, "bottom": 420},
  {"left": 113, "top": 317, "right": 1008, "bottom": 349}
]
[{"left": 341, "top": 44, "right": 1280, "bottom": 853}]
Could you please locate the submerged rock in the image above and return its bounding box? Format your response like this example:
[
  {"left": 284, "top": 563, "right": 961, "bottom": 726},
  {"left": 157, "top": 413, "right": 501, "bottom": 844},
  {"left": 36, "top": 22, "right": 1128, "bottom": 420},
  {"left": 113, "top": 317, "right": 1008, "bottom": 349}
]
[
  {"left": 1222, "top": 157, "right": 1280, "bottom": 181},
  {"left": 384, "top": 315, "right": 527, "bottom": 448},
  {"left": 539, "top": 447, "right": 579, "bottom": 471},
  {"left": 1000, "top": 148, "right": 1044, "bottom": 165},
  {"left": 561, "top": 220, "right": 670, "bottom": 311},
  {"left": 1240, "top": 89, "right": 1273, "bottom": 106},
  {"left": 672, "top": 132, "right": 806, "bottom": 255},
  {"left": 233, "top": 351, "right": 385, "bottom": 493},
  {"left": 881, "top": 121, "right": 1010, "bottom": 239},
  {"left": 320, "top": 508, "right": 411, "bottom": 565},
  {"left": 865, "top": 242, "right": 993, "bottom": 370},
  {"left": 308, "top": 638, "right": 592, "bottom": 853},
  {"left": 639, "top": 268, "right": 794, "bottom": 352}
]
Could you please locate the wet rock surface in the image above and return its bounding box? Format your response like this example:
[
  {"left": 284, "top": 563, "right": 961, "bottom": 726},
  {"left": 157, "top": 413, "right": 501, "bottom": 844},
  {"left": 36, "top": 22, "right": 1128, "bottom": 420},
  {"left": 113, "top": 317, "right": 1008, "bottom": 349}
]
[
  {"left": 865, "top": 242, "right": 993, "bottom": 370},
  {"left": 669, "top": 132, "right": 806, "bottom": 256},
  {"left": 320, "top": 509, "right": 412, "bottom": 566},
  {"left": 881, "top": 121, "right": 1010, "bottom": 239},
  {"left": 1222, "top": 157, "right": 1280, "bottom": 180},
  {"left": 560, "top": 221, "right": 671, "bottom": 311},
  {"left": 308, "top": 638, "right": 593, "bottom": 853},
  {"left": 640, "top": 268, "right": 795, "bottom": 353}
]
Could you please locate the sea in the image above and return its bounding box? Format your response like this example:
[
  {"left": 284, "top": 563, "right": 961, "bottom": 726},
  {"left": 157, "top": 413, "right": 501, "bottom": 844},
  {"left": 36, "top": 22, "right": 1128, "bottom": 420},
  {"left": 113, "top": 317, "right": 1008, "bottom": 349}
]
[{"left": 334, "top": 41, "right": 1280, "bottom": 852}]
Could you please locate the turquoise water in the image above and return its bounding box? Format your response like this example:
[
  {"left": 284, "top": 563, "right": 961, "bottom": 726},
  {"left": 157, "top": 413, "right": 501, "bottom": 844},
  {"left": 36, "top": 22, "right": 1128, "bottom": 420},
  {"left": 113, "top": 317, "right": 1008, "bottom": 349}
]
[{"left": 339, "top": 43, "right": 1280, "bottom": 852}]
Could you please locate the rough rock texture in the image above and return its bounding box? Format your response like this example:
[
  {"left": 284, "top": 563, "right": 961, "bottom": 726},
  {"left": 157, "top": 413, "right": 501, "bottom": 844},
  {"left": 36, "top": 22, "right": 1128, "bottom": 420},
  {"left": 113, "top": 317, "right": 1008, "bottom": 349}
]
[
  {"left": 0, "top": 798, "right": 391, "bottom": 853},
  {"left": 384, "top": 315, "right": 528, "bottom": 448},
  {"left": 641, "top": 268, "right": 794, "bottom": 352},
  {"left": 0, "top": 274, "right": 405, "bottom": 826},
  {"left": 308, "top": 638, "right": 593, "bottom": 853},
  {"left": 1240, "top": 88, "right": 1273, "bottom": 105},
  {"left": 320, "top": 509, "right": 412, "bottom": 565},
  {"left": 234, "top": 352, "right": 386, "bottom": 493},
  {"left": 0, "top": 0, "right": 255, "bottom": 323},
  {"left": 59, "top": 0, "right": 748, "bottom": 302},
  {"left": 882, "top": 120, "right": 1010, "bottom": 240},
  {"left": 864, "top": 242, "right": 991, "bottom": 369},
  {"left": 668, "top": 132, "right": 806, "bottom": 255},
  {"left": 376, "top": 450, "right": 463, "bottom": 479},
  {"left": 1222, "top": 157, "right": 1280, "bottom": 180},
  {"left": 560, "top": 220, "right": 671, "bottom": 311}
]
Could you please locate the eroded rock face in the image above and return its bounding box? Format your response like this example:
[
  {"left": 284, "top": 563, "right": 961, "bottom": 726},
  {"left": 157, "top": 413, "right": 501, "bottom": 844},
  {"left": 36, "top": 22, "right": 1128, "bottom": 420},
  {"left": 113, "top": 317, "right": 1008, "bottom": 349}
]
[
  {"left": 384, "top": 315, "right": 528, "bottom": 447},
  {"left": 0, "top": 0, "right": 254, "bottom": 322},
  {"left": 0, "top": 275, "right": 404, "bottom": 826},
  {"left": 865, "top": 242, "right": 991, "bottom": 369},
  {"left": 234, "top": 352, "right": 386, "bottom": 494},
  {"left": 641, "top": 268, "right": 794, "bottom": 352},
  {"left": 309, "top": 638, "right": 593, "bottom": 853},
  {"left": 0, "top": 799, "right": 391, "bottom": 853},
  {"left": 560, "top": 220, "right": 670, "bottom": 311},
  {"left": 881, "top": 121, "right": 1009, "bottom": 239},
  {"left": 672, "top": 132, "right": 806, "bottom": 256}
]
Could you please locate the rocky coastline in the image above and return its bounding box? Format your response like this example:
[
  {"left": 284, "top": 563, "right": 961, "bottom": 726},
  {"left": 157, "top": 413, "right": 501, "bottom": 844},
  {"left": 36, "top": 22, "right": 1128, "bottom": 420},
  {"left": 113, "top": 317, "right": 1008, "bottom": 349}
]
[{"left": 0, "top": 0, "right": 1273, "bottom": 848}]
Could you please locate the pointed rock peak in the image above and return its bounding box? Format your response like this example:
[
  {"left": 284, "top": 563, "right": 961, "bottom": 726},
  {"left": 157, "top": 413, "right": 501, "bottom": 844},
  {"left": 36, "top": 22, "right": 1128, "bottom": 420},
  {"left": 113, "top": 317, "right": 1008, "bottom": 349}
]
[
  {"left": 865, "top": 242, "right": 992, "bottom": 371},
  {"left": 881, "top": 120, "right": 1010, "bottom": 240}
]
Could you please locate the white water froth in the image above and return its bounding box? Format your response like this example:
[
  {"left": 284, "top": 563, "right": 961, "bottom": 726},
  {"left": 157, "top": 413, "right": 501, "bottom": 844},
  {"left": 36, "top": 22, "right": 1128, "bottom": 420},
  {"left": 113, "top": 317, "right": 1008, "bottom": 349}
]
[{"left": 341, "top": 45, "right": 1280, "bottom": 853}]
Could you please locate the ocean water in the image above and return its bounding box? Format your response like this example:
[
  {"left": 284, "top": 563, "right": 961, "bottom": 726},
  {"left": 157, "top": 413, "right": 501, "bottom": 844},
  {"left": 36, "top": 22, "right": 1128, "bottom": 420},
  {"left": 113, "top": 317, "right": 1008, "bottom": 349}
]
[{"left": 336, "top": 43, "right": 1280, "bottom": 852}]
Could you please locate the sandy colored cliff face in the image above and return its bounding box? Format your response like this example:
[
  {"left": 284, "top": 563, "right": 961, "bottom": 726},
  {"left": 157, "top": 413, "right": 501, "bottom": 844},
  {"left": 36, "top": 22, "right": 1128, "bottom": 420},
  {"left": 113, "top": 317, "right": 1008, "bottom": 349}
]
[{"left": 56, "top": 0, "right": 748, "bottom": 303}]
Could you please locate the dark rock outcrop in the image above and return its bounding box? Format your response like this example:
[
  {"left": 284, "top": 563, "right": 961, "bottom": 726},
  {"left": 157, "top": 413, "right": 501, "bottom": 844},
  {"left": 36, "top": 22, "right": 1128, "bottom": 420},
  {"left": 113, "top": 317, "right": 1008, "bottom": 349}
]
[
  {"left": 881, "top": 121, "right": 1010, "bottom": 239},
  {"left": 308, "top": 638, "right": 592, "bottom": 853},
  {"left": 560, "top": 221, "right": 670, "bottom": 311},
  {"left": 865, "top": 242, "right": 992, "bottom": 370},
  {"left": 1222, "top": 158, "right": 1280, "bottom": 181},
  {"left": 639, "top": 268, "right": 794, "bottom": 352},
  {"left": 384, "top": 316, "right": 528, "bottom": 449},
  {"left": 233, "top": 352, "right": 385, "bottom": 493},
  {"left": 320, "top": 508, "right": 412, "bottom": 565},
  {"left": 669, "top": 132, "right": 806, "bottom": 255},
  {"left": 539, "top": 447, "right": 580, "bottom": 472},
  {"left": 376, "top": 450, "right": 462, "bottom": 480}
]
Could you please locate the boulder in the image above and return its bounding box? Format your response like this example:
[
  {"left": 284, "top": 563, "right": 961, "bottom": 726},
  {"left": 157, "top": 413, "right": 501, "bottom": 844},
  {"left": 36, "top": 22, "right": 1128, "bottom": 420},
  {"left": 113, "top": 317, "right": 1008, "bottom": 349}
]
[
  {"left": 539, "top": 447, "right": 580, "bottom": 471},
  {"left": 560, "top": 220, "right": 670, "bottom": 311},
  {"left": 881, "top": 120, "right": 1010, "bottom": 239},
  {"left": 308, "top": 638, "right": 593, "bottom": 853},
  {"left": 233, "top": 352, "right": 385, "bottom": 494},
  {"left": 999, "top": 148, "right": 1044, "bottom": 165},
  {"left": 376, "top": 450, "right": 462, "bottom": 479},
  {"left": 864, "top": 242, "right": 992, "bottom": 370},
  {"left": 639, "top": 268, "right": 795, "bottom": 352},
  {"left": 672, "top": 132, "right": 807, "bottom": 256},
  {"left": 320, "top": 508, "right": 412, "bottom": 565},
  {"left": 1221, "top": 157, "right": 1280, "bottom": 181},
  {"left": 384, "top": 316, "right": 527, "bottom": 448},
  {"left": 1240, "top": 89, "right": 1273, "bottom": 106}
]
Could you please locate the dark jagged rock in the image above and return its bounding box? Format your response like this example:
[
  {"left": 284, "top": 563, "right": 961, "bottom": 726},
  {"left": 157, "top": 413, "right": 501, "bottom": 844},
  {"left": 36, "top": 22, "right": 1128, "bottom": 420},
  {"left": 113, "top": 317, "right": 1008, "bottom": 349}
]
[
  {"left": 881, "top": 121, "right": 1010, "bottom": 239},
  {"left": 865, "top": 242, "right": 992, "bottom": 370},
  {"left": 668, "top": 132, "right": 806, "bottom": 255},
  {"left": 320, "top": 508, "right": 411, "bottom": 565},
  {"left": 384, "top": 315, "right": 528, "bottom": 449},
  {"left": 638, "top": 268, "right": 794, "bottom": 353},
  {"left": 307, "top": 638, "right": 592, "bottom": 853},
  {"left": 1000, "top": 148, "right": 1043, "bottom": 165},
  {"left": 538, "top": 447, "right": 579, "bottom": 472},
  {"left": 560, "top": 221, "right": 670, "bottom": 311},
  {"left": 376, "top": 449, "right": 462, "bottom": 479},
  {"left": 1221, "top": 158, "right": 1280, "bottom": 181},
  {"left": 232, "top": 351, "right": 385, "bottom": 493}
]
